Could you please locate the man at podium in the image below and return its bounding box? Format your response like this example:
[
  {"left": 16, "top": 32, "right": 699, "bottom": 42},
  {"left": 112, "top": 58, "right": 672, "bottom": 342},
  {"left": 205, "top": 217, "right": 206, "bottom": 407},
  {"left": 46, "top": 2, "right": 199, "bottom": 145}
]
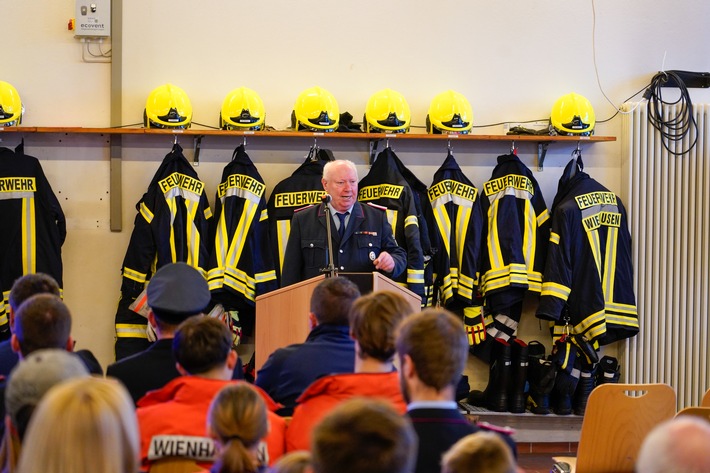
[{"left": 281, "top": 159, "right": 407, "bottom": 287}]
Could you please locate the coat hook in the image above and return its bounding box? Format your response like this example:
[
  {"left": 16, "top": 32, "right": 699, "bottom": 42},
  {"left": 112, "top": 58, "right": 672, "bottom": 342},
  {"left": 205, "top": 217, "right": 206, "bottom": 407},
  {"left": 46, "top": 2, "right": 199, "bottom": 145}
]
[
  {"left": 173, "top": 134, "right": 179, "bottom": 145},
  {"left": 243, "top": 135, "right": 247, "bottom": 147},
  {"left": 510, "top": 140, "right": 516, "bottom": 154},
  {"left": 447, "top": 139, "right": 453, "bottom": 152}
]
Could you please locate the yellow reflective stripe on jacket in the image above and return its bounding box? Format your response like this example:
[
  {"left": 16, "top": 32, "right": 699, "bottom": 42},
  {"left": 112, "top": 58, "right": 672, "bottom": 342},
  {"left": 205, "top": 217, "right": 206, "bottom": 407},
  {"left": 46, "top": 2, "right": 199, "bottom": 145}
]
[
  {"left": 123, "top": 267, "right": 148, "bottom": 284},
  {"left": 22, "top": 196, "right": 36, "bottom": 274},
  {"left": 116, "top": 323, "right": 148, "bottom": 339}
]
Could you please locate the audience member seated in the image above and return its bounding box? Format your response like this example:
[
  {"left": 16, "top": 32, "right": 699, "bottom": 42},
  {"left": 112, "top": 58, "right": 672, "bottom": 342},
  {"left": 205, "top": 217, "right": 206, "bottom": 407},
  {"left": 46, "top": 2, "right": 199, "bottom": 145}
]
[
  {"left": 107, "top": 262, "right": 243, "bottom": 405},
  {"left": 441, "top": 432, "right": 518, "bottom": 473},
  {"left": 286, "top": 290, "right": 412, "bottom": 451},
  {"left": 636, "top": 416, "right": 710, "bottom": 473},
  {"left": 0, "top": 349, "right": 89, "bottom": 473},
  {"left": 255, "top": 277, "right": 360, "bottom": 415},
  {"left": 0, "top": 273, "right": 101, "bottom": 378},
  {"left": 311, "top": 398, "right": 416, "bottom": 473},
  {"left": 207, "top": 383, "right": 270, "bottom": 473},
  {"left": 271, "top": 451, "right": 312, "bottom": 473},
  {"left": 16, "top": 377, "right": 140, "bottom": 473},
  {"left": 396, "top": 308, "right": 517, "bottom": 473},
  {"left": 137, "top": 316, "right": 286, "bottom": 472}
]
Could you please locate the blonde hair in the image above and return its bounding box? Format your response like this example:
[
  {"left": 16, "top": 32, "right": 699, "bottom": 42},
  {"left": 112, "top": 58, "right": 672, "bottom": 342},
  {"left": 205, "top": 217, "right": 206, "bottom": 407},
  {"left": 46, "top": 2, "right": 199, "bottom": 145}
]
[
  {"left": 441, "top": 432, "right": 516, "bottom": 473},
  {"left": 208, "top": 383, "right": 268, "bottom": 473},
  {"left": 16, "top": 377, "right": 139, "bottom": 473}
]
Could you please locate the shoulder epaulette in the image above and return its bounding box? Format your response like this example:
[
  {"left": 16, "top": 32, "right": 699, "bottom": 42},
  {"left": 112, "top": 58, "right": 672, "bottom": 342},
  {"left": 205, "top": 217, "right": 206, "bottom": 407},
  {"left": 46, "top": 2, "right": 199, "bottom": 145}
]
[
  {"left": 294, "top": 204, "right": 315, "bottom": 213},
  {"left": 366, "top": 202, "right": 387, "bottom": 211},
  {"left": 477, "top": 421, "right": 516, "bottom": 436}
]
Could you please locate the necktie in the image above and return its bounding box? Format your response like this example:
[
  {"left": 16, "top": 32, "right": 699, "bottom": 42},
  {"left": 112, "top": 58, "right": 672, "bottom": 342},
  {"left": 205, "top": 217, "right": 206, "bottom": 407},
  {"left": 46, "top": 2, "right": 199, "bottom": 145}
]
[{"left": 336, "top": 212, "right": 348, "bottom": 239}]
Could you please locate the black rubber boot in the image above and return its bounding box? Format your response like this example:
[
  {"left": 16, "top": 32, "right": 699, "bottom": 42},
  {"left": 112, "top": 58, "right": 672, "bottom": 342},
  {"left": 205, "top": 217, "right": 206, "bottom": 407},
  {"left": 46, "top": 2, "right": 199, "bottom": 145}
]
[
  {"left": 572, "top": 363, "right": 596, "bottom": 416},
  {"left": 509, "top": 338, "right": 529, "bottom": 413},
  {"left": 596, "top": 355, "right": 621, "bottom": 385},
  {"left": 527, "top": 357, "right": 557, "bottom": 414},
  {"left": 468, "top": 337, "right": 512, "bottom": 412},
  {"left": 552, "top": 360, "right": 580, "bottom": 415}
]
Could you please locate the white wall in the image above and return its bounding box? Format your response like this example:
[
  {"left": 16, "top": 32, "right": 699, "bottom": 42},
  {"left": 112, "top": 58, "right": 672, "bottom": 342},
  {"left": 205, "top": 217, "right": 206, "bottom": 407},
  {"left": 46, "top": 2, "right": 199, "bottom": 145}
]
[{"left": 3, "top": 0, "right": 710, "bottom": 376}]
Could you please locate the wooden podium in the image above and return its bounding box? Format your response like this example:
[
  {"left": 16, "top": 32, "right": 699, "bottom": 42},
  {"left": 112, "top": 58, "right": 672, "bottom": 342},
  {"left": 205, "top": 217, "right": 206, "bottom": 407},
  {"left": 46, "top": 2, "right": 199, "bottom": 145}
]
[{"left": 254, "top": 272, "right": 421, "bottom": 372}]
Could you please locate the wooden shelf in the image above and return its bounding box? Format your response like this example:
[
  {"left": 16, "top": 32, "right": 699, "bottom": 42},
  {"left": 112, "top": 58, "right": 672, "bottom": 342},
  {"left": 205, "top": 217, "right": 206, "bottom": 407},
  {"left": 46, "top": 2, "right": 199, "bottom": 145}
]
[{"left": 0, "top": 126, "right": 616, "bottom": 143}]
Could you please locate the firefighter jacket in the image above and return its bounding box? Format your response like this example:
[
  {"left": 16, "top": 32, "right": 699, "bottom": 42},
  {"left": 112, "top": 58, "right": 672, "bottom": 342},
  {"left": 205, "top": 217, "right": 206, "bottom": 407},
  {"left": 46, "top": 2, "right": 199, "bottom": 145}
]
[
  {"left": 358, "top": 148, "right": 426, "bottom": 304},
  {"left": 115, "top": 144, "right": 212, "bottom": 354},
  {"left": 388, "top": 149, "right": 436, "bottom": 306},
  {"left": 428, "top": 151, "right": 484, "bottom": 307},
  {"left": 207, "top": 145, "right": 278, "bottom": 310},
  {"left": 266, "top": 150, "right": 330, "bottom": 282},
  {"left": 286, "top": 371, "right": 406, "bottom": 452},
  {"left": 280, "top": 201, "right": 407, "bottom": 287},
  {"left": 479, "top": 153, "right": 550, "bottom": 312},
  {"left": 536, "top": 157, "right": 639, "bottom": 345},
  {"left": 137, "top": 376, "right": 286, "bottom": 471},
  {"left": 0, "top": 143, "right": 66, "bottom": 331}
]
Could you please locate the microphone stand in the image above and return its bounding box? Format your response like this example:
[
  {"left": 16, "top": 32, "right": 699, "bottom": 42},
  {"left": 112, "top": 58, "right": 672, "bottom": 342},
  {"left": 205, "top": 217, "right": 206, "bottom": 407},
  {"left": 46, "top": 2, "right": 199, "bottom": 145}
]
[{"left": 320, "top": 195, "right": 338, "bottom": 278}]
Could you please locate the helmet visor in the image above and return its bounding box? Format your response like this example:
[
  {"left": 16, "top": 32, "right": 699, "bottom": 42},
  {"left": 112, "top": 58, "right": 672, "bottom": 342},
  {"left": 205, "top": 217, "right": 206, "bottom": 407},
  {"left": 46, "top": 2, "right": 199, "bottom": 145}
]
[
  {"left": 307, "top": 111, "right": 336, "bottom": 128},
  {"left": 441, "top": 114, "right": 470, "bottom": 130},
  {"left": 561, "top": 116, "right": 591, "bottom": 131}
]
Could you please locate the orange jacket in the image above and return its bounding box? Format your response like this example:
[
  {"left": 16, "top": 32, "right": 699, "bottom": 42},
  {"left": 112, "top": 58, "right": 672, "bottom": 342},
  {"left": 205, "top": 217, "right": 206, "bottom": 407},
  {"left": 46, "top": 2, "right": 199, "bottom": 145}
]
[
  {"left": 286, "top": 371, "right": 406, "bottom": 452},
  {"left": 137, "top": 376, "right": 286, "bottom": 471}
]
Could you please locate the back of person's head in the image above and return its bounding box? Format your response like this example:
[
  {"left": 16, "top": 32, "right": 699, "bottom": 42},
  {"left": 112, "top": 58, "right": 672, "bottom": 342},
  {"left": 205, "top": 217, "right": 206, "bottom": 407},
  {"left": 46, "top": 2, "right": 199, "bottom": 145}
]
[
  {"left": 395, "top": 308, "right": 468, "bottom": 390},
  {"left": 173, "top": 316, "right": 231, "bottom": 375},
  {"left": 310, "top": 277, "right": 360, "bottom": 326},
  {"left": 441, "top": 432, "right": 517, "bottom": 473},
  {"left": 16, "top": 377, "right": 139, "bottom": 473},
  {"left": 208, "top": 383, "right": 268, "bottom": 473},
  {"left": 147, "top": 262, "right": 211, "bottom": 325},
  {"left": 6, "top": 349, "right": 89, "bottom": 441},
  {"left": 8, "top": 273, "right": 60, "bottom": 313},
  {"left": 349, "top": 290, "right": 413, "bottom": 362},
  {"left": 13, "top": 294, "right": 71, "bottom": 356},
  {"left": 636, "top": 416, "right": 710, "bottom": 473},
  {"left": 271, "top": 451, "right": 312, "bottom": 473},
  {"left": 311, "top": 398, "right": 416, "bottom": 473}
]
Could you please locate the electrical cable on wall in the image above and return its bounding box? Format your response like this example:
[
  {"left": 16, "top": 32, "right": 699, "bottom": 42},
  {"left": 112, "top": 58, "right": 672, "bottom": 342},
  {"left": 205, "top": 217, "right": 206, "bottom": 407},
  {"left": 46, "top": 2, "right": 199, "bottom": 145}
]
[{"left": 644, "top": 71, "right": 698, "bottom": 156}]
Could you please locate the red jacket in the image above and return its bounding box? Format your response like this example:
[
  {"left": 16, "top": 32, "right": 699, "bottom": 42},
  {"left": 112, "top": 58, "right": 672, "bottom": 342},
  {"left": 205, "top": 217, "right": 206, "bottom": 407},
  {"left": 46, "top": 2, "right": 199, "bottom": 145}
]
[
  {"left": 137, "top": 377, "right": 286, "bottom": 471},
  {"left": 286, "top": 371, "right": 406, "bottom": 452}
]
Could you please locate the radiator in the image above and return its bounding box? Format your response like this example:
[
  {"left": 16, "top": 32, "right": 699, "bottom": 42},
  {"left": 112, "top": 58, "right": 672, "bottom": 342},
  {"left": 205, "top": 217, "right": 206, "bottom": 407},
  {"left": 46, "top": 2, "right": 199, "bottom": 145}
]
[{"left": 621, "top": 102, "right": 710, "bottom": 410}]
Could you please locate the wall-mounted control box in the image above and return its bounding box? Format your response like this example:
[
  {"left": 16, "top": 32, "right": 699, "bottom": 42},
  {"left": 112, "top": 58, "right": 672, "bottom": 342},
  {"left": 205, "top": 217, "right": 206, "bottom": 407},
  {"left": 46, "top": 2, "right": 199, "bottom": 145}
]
[{"left": 75, "top": 0, "right": 111, "bottom": 37}]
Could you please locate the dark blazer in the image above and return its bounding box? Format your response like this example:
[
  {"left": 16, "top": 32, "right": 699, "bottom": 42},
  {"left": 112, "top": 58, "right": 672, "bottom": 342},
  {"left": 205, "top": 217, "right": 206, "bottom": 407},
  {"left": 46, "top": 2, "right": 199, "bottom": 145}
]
[
  {"left": 107, "top": 338, "right": 244, "bottom": 405},
  {"left": 280, "top": 201, "right": 407, "bottom": 287},
  {"left": 255, "top": 324, "right": 355, "bottom": 415},
  {"left": 407, "top": 407, "right": 517, "bottom": 473},
  {"left": 0, "top": 340, "right": 102, "bottom": 378}
]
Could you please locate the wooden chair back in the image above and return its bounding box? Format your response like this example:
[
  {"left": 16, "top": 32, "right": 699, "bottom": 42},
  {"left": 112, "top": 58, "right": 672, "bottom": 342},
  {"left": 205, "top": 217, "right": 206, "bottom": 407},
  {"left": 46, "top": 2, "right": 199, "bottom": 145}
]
[
  {"left": 676, "top": 406, "right": 710, "bottom": 422},
  {"left": 701, "top": 387, "right": 710, "bottom": 407},
  {"left": 575, "top": 383, "right": 676, "bottom": 473},
  {"left": 148, "top": 457, "right": 203, "bottom": 473}
]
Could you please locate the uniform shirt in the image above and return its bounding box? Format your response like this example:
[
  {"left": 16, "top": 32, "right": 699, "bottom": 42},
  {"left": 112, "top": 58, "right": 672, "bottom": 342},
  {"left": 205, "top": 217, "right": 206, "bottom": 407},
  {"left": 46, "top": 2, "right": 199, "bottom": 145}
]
[{"left": 280, "top": 201, "right": 407, "bottom": 287}]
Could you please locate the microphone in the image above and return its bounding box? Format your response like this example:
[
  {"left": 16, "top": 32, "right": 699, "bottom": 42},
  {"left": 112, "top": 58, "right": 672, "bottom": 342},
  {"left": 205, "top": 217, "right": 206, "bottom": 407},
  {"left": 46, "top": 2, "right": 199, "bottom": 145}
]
[{"left": 322, "top": 194, "right": 332, "bottom": 204}]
